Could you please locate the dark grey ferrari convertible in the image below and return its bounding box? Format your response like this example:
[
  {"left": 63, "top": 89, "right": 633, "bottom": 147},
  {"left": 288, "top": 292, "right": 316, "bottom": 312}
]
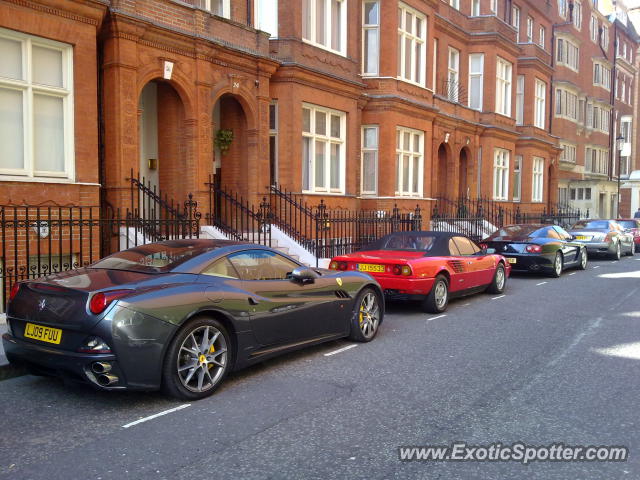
[{"left": 2, "top": 240, "right": 384, "bottom": 399}]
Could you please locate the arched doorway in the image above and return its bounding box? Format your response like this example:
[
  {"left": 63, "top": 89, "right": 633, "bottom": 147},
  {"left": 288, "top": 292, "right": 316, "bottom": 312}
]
[
  {"left": 458, "top": 148, "right": 469, "bottom": 199},
  {"left": 436, "top": 144, "right": 449, "bottom": 198},
  {"left": 212, "top": 94, "right": 249, "bottom": 195},
  {"left": 138, "top": 80, "right": 187, "bottom": 208}
]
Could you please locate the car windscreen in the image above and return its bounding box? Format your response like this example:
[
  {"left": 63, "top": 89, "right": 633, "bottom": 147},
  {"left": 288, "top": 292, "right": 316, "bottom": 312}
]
[
  {"left": 382, "top": 234, "right": 437, "bottom": 251},
  {"left": 90, "top": 243, "right": 216, "bottom": 273},
  {"left": 486, "top": 225, "right": 546, "bottom": 241},
  {"left": 571, "top": 220, "right": 610, "bottom": 229},
  {"left": 617, "top": 220, "right": 636, "bottom": 229}
]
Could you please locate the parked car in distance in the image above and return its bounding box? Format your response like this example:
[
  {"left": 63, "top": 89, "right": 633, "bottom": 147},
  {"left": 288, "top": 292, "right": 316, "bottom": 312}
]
[
  {"left": 567, "top": 220, "right": 635, "bottom": 260},
  {"left": 615, "top": 218, "right": 640, "bottom": 253},
  {"left": 3, "top": 240, "right": 384, "bottom": 400},
  {"left": 329, "top": 231, "right": 510, "bottom": 314},
  {"left": 484, "top": 224, "right": 588, "bottom": 277}
]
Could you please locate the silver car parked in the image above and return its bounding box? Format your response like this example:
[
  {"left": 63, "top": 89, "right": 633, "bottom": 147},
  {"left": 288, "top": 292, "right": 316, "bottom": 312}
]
[{"left": 568, "top": 220, "right": 635, "bottom": 260}]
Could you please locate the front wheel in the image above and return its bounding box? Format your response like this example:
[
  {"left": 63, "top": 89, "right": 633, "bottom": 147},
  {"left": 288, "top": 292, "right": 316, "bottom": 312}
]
[
  {"left": 162, "top": 317, "right": 232, "bottom": 400},
  {"left": 348, "top": 288, "right": 382, "bottom": 342},
  {"left": 549, "top": 252, "right": 563, "bottom": 278},
  {"left": 486, "top": 264, "right": 507, "bottom": 294},
  {"left": 422, "top": 275, "right": 449, "bottom": 313},
  {"left": 610, "top": 241, "right": 622, "bottom": 260},
  {"left": 577, "top": 248, "right": 588, "bottom": 270}
]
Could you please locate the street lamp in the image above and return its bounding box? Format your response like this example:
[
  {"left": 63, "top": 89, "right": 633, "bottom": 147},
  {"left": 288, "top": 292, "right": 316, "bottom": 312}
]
[{"left": 616, "top": 134, "right": 624, "bottom": 218}]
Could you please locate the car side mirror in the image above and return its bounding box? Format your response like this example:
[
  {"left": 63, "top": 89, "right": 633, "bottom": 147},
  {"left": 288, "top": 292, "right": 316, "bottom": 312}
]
[{"left": 289, "top": 266, "right": 318, "bottom": 285}]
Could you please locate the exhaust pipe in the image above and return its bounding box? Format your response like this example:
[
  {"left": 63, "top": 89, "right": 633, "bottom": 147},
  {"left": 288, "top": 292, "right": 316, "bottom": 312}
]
[
  {"left": 91, "top": 362, "right": 112, "bottom": 374},
  {"left": 97, "top": 373, "right": 119, "bottom": 386}
]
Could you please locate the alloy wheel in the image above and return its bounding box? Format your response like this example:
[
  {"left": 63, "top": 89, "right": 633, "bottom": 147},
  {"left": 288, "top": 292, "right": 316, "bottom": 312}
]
[
  {"left": 176, "top": 325, "right": 228, "bottom": 393},
  {"left": 495, "top": 267, "right": 505, "bottom": 291},
  {"left": 616, "top": 242, "right": 621, "bottom": 260},
  {"left": 358, "top": 292, "right": 380, "bottom": 339},
  {"left": 434, "top": 280, "right": 448, "bottom": 310},
  {"left": 554, "top": 254, "right": 562, "bottom": 276},
  {"left": 581, "top": 249, "right": 587, "bottom": 269}
]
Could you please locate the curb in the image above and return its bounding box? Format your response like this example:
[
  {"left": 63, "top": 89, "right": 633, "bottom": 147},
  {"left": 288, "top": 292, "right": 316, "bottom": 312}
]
[{"left": 0, "top": 362, "right": 26, "bottom": 382}]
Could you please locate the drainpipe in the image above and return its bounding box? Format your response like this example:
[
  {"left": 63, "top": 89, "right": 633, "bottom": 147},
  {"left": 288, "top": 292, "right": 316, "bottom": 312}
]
[{"left": 608, "top": 15, "right": 619, "bottom": 184}]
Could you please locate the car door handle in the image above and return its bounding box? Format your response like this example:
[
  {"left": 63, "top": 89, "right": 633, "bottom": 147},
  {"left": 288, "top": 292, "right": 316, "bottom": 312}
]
[{"left": 248, "top": 297, "right": 260, "bottom": 305}]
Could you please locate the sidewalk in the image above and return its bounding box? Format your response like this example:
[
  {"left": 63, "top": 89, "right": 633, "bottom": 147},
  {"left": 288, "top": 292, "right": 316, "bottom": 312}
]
[{"left": 0, "top": 313, "right": 26, "bottom": 381}]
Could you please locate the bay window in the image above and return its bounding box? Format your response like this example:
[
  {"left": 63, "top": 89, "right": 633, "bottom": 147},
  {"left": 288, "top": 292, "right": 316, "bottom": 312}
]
[
  {"left": 534, "top": 79, "right": 546, "bottom": 129},
  {"left": 513, "top": 155, "right": 522, "bottom": 202},
  {"left": 468, "top": 53, "right": 484, "bottom": 111},
  {"left": 493, "top": 149, "right": 510, "bottom": 201},
  {"left": 447, "top": 47, "right": 460, "bottom": 102},
  {"left": 302, "top": 0, "right": 347, "bottom": 55},
  {"left": 532, "top": 157, "right": 544, "bottom": 202},
  {"left": 395, "top": 126, "right": 423, "bottom": 197},
  {"left": 0, "top": 29, "right": 74, "bottom": 180},
  {"left": 496, "top": 57, "right": 512, "bottom": 117},
  {"left": 301, "top": 104, "right": 346, "bottom": 193},
  {"left": 362, "top": 0, "right": 380, "bottom": 76},
  {"left": 361, "top": 126, "right": 378, "bottom": 195},
  {"left": 516, "top": 75, "right": 524, "bottom": 125},
  {"left": 397, "top": 3, "right": 427, "bottom": 87}
]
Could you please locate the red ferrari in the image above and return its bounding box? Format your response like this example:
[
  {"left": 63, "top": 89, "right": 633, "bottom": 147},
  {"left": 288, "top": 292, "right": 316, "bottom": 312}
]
[{"left": 329, "top": 231, "right": 510, "bottom": 313}]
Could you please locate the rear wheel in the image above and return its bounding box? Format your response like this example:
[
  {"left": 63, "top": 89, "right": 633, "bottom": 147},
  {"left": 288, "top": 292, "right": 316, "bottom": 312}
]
[
  {"left": 577, "top": 248, "right": 588, "bottom": 270},
  {"left": 486, "top": 264, "right": 507, "bottom": 294},
  {"left": 549, "top": 252, "right": 563, "bottom": 278},
  {"left": 162, "top": 317, "right": 231, "bottom": 400},
  {"left": 348, "top": 288, "right": 382, "bottom": 342},
  {"left": 422, "top": 275, "right": 449, "bottom": 313},
  {"left": 626, "top": 243, "right": 635, "bottom": 256}
]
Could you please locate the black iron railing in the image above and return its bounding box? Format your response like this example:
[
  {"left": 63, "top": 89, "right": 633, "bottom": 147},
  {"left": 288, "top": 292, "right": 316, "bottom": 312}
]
[{"left": 441, "top": 80, "right": 467, "bottom": 104}]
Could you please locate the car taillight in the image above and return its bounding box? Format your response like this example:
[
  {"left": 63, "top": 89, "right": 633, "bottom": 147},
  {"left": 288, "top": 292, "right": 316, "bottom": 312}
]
[
  {"left": 89, "top": 289, "right": 134, "bottom": 315},
  {"left": 392, "top": 265, "right": 412, "bottom": 276},
  {"left": 526, "top": 245, "right": 542, "bottom": 253},
  {"left": 8, "top": 282, "right": 20, "bottom": 302},
  {"left": 329, "top": 261, "right": 338, "bottom": 270},
  {"left": 479, "top": 243, "right": 488, "bottom": 250},
  {"left": 337, "top": 262, "right": 348, "bottom": 271}
]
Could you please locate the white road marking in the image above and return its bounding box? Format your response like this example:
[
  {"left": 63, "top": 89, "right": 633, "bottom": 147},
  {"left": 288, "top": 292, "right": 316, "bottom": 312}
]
[
  {"left": 427, "top": 314, "right": 447, "bottom": 322},
  {"left": 593, "top": 266, "right": 600, "bottom": 269},
  {"left": 324, "top": 344, "right": 358, "bottom": 357},
  {"left": 491, "top": 295, "right": 506, "bottom": 300},
  {"left": 635, "top": 258, "right": 640, "bottom": 261},
  {"left": 569, "top": 272, "right": 576, "bottom": 276},
  {"left": 122, "top": 404, "right": 191, "bottom": 429},
  {"left": 536, "top": 282, "right": 548, "bottom": 286},
  {"left": 463, "top": 303, "right": 471, "bottom": 307}
]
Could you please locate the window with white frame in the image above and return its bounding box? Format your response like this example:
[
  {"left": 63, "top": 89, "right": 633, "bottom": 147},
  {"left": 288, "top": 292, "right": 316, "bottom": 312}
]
[
  {"left": 527, "top": 17, "right": 533, "bottom": 42},
  {"left": 204, "top": 0, "right": 230, "bottom": 18},
  {"left": 538, "top": 26, "right": 545, "bottom": 49},
  {"left": 513, "top": 155, "right": 522, "bottom": 202},
  {"left": 560, "top": 143, "right": 577, "bottom": 163},
  {"left": 585, "top": 146, "right": 609, "bottom": 174},
  {"left": 601, "top": 25, "right": 609, "bottom": 49},
  {"left": 512, "top": 5, "right": 520, "bottom": 38},
  {"left": 490, "top": 0, "right": 497, "bottom": 14},
  {"left": 449, "top": 0, "right": 460, "bottom": 10},
  {"left": 302, "top": 0, "right": 346, "bottom": 55},
  {"left": 556, "top": 37, "right": 579, "bottom": 71},
  {"left": 516, "top": 75, "right": 524, "bottom": 125},
  {"left": 620, "top": 116, "right": 632, "bottom": 176},
  {"left": 255, "top": 0, "right": 278, "bottom": 37},
  {"left": 496, "top": 57, "right": 512, "bottom": 117},
  {"left": 447, "top": 47, "right": 460, "bottom": 102},
  {"left": 269, "top": 101, "right": 278, "bottom": 185},
  {"left": 361, "top": 126, "right": 378, "bottom": 195},
  {"left": 593, "top": 62, "right": 611, "bottom": 90},
  {"left": 0, "top": 29, "right": 74, "bottom": 180},
  {"left": 471, "top": 0, "right": 480, "bottom": 16},
  {"left": 573, "top": 0, "right": 582, "bottom": 29},
  {"left": 590, "top": 104, "right": 610, "bottom": 133},
  {"left": 301, "top": 104, "right": 346, "bottom": 193},
  {"left": 555, "top": 87, "right": 578, "bottom": 121},
  {"left": 468, "top": 53, "right": 484, "bottom": 111},
  {"left": 534, "top": 78, "right": 546, "bottom": 129},
  {"left": 493, "top": 148, "right": 510, "bottom": 200},
  {"left": 395, "top": 126, "right": 423, "bottom": 197},
  {"left": 362, "top": 0, "right": 379, "bottom": 76},
  {"left": 590, "top": 15, "right": 598, "bottom": 43},
  {"left": 397, "top": 3, "right": 427, "bottom": 86},
  {"left": 558, "top": 0, "right": 567, "bottom": 18},
  {"left": 532, "top": 157, "right": 544, "bottom": 202}
]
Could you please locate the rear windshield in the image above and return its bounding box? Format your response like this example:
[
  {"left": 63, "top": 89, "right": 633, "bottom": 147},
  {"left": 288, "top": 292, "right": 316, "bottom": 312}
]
[
  {"left": 382, "top": 234, "right": 437, "bottom": 251},
  {"left": 486, "top": 225, "right": 546, "bottom": 241},
  {"left": 572, "top": 220, "right": 610, "bottom": 229},
  {"left": 617, "top": 220, "right": 637, "bottom": 229},
  {"left": 90, "top": 243, "right": 216, "bottom": 273}
]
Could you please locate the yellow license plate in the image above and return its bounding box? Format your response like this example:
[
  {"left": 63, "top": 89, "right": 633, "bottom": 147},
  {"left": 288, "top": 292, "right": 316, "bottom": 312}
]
[
  {"left": 507, "top": 258, "right": 517, "bottom": 264},
  {"left": 24, "top": 323, "right": 62, "bottom": 345},
  {"left": 357, "top": 263, "right": 385, "bottom": 273},
  {"left": 576, "top": 236, "right": 591, "bottom": 241}
]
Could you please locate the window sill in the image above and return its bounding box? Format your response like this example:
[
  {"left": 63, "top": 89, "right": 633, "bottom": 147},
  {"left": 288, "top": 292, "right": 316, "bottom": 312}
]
[
  {"left": 0, "top": 175, "right": 99, "bottom": 186},
  {"left": 302, "top": 38, "right": 347, "bottom": 58}
]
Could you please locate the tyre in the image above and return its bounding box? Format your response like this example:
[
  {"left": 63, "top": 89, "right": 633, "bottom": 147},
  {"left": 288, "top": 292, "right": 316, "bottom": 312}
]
[
  {"left": 577, "top": 248, "right": 588, "bottom": 270},
  {"left": 627, "top": 243, "right": 635, "bottom": 256},
  {"left": 348, "top": 287, "right": 382, "bottom": 342},
  {"left": 422, "top": 274, "right": 449, "bottom": 313},
  {"left": 486, "top": 263, "right": 507, "bottom": 294},
  {"left": 162, "top": 317, "right": 231, "bottom": 400},
  {"left": 549, "top": 252, "right": 563, "bottom": 278},
  {"left": 610, "top": 241, "right": 621, "bottom": 260}
]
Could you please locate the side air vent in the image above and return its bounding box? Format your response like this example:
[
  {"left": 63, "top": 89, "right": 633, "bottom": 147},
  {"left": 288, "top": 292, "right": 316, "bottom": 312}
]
[{"left": 335, "top": 290, "right": 350, "bottom": 299}]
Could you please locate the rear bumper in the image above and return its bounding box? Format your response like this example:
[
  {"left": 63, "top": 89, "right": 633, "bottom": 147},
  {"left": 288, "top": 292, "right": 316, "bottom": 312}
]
[
  {"left": 374, "top": 276, "right": 436, "bottom": 296},
  {"left": 2, "top": 333, "right": 128, "bottom": 390},
  {"left": 580, "top": 242, "right": 614, "bottom": 254},
  {"left": 501, "top": 253, "right": 554, "bottom": 272}
]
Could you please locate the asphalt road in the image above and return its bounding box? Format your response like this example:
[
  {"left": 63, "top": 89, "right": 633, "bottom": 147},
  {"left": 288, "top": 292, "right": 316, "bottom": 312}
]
[{"left": 1, "top": 255, "right": 640, "bottom": 479}]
